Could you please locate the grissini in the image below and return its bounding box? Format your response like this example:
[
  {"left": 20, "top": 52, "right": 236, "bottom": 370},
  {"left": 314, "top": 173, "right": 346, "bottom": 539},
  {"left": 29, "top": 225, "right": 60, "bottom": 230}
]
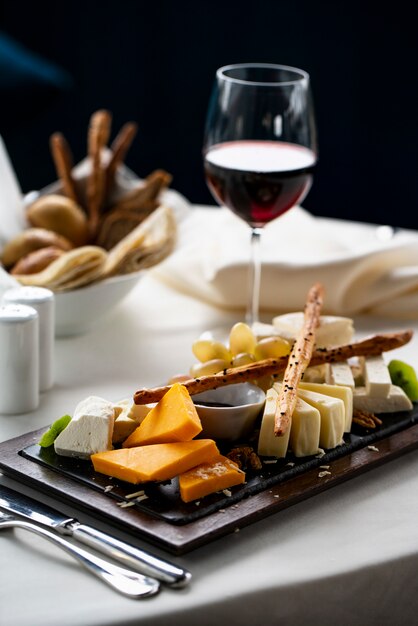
[
  {"left": 87, "top": 109, "right": 112, "bottom": 238},
  {"left": 275, "top": 282, "right": 324, "bottom": 436},
  {"left": 110, "top": 170, "right": 172, "bottom": 213},
  {"left": 106, "top": 121, "right": 138, "bottom": 195},
  {"left": 133, "top": 330, "right": 413, "bottom": 405},
  {"left": 49, "top": 132, "right": 80, "bottom": 204}
]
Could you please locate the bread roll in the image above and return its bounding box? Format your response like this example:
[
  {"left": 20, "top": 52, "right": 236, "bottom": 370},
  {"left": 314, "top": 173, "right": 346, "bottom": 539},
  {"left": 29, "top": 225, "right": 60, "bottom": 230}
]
[
  {"left": 26, "top": 194, "right": 89, "bottom": 246},
  {"left": 1, "top": 228, "right": 73, "bottom": 268},
  {"left": 10, "top": 246, "right": 65, "bottom": 275}
]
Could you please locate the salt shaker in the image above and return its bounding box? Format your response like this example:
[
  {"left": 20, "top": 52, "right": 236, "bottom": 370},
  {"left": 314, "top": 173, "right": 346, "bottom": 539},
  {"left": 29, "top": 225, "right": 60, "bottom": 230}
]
[
  {"left": 0, "top": 304, "right": 39, "bottom": 414},
  {"left": 3, "top": 286, "right": 55, "bottom": 391}
]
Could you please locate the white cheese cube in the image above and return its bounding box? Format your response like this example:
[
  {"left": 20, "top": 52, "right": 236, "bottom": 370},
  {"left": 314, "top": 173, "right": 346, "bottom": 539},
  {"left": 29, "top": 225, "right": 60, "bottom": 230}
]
[
  {"left": 353, "top": 385, "right": 413, "bottom": 413},
  {"left": 296, "top": 388, "right": 345, "bottom": 450},
  {"left": 258, "top": 387, "right": 290, "bottom": 457},
  {"left": 299, "top": 382, "right": 353, "bottom": 432},
  {"left": 303, "top": 364, "right": 327, "bottom": 383},
  {"left": 272, "top": 313, "right": 354, "bottom": 348},
  {"left": 360, "top": 356, "right": 392, "bottom": 398},
  {"left": 325, "top": 361, "right": 355, "bottom": 389},
  {"left": 54, "top": 395, "right": 115, "bottom": 459}
]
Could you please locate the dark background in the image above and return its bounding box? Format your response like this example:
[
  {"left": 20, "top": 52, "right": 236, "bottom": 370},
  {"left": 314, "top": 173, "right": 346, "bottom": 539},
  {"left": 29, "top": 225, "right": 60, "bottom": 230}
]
[{"left": 0, "top": 1, "right": 417, "bottom": 228}]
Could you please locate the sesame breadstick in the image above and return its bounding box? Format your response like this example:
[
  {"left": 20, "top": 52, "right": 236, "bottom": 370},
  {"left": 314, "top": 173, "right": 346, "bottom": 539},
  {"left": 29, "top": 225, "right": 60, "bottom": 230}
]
[
  {"left": 274, "top": 282, "right": 324, "bottom": 436},
  {"left": 133, "top": 330, "right": 413, "bottom": 405}
]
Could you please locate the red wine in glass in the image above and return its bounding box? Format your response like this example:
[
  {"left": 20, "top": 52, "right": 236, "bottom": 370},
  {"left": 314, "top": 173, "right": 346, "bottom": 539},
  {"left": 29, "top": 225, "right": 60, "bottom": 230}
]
[
  {"left": 205, "top": 140, "right": 316, "bottom": 228},
  {"left": 203, "top": 63, "right": 317, "bottom": 325}
]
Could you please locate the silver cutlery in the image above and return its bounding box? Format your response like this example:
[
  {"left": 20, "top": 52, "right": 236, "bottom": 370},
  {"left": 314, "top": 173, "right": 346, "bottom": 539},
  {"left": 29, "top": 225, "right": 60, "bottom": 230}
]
[
  {"left": 0, "top": 511, "right": 159, "bottom": 598},
  {"left": 0, "top": 484, "right": 191, "bottom": 587}
]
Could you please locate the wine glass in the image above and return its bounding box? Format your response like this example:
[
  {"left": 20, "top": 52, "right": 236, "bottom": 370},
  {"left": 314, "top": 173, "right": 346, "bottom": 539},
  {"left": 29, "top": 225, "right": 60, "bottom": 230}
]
[{"left": 203, "top": 63, "right": 317, "bottom": 326}]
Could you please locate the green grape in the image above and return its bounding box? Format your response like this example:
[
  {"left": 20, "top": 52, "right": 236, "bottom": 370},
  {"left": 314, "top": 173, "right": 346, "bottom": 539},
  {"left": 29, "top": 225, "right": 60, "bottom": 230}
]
[
  {"left": 254, "top": 374, "right": 275, "bottom": 392},
  {"left": 192, "top": 339, "right": 231, "bottom": 363},
  {"left": 231, "top": 352, "right": 257, "bottom": 368},
  {"left": 189, "top": 358, "right": 229, "bottom": 377},
  {"left": 388, "top": 360, "right": 418, "bottom": 401},
  {"left": 229, "top": 322, "right": 256, "bottom": 356},
  {"left": 254, "top": 336, "right": 291, "bottom": 360}
]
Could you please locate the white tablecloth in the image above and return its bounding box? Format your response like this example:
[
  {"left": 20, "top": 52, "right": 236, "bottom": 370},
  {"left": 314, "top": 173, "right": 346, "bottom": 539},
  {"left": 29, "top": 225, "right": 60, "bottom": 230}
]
[{"left": 1, "top": 221, "right": 418, "bottom": 626}]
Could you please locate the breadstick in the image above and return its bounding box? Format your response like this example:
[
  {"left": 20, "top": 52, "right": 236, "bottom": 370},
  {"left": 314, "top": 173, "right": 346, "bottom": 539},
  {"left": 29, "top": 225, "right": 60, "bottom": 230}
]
[
  {"left": 106, "top": 122, "right": 138, "bottom": 195},
  {"left": 87, "top": 109, "right": 112, "bottom": 237},
  {"left": 275, "top": 282, "right": 324, "bottom": 436},
  {"left": 111, "top": 170, "right": 172, "bottom": 213},
  {"left": 49, "top": 133, "right": 79, "bottom": 204},
  {"left": 133, "top": 330, "right": 413, "bottom": 405}
]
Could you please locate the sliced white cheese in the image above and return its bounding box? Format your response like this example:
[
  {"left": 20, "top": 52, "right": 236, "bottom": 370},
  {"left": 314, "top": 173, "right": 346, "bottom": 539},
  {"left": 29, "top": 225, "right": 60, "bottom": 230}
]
[
  {"left": 113, "top": 398, "right": 155, "bottom": 424},
  {"left": 360, "top": 355, "right": 392, "bottom": 398},
  {"left": 129, "top": 402, "right": 156, "bottom": 422},
  {"left": 353, "top": 385, "right": 413, "bottom": 413},
  {"left": 112, "top": 415, "right": 138, "bottom": 444},
  {"left": 325, "top": 361, "right": 355, "bottom": 389},
  {"left": 296, "top": 388, "right": 345, "bottom": 450},
  {"left": 272, "top": 383, "right": 321, "bottom": 457},
  {"left": 272, "top": 312, "right": 354, "bottom": 348},
  {"left": 299, "top": 381, "right": 353, "bottom": 432},
  {"left": 289, "top": 397, "right": 321, "bottom": 458},
  {"left": 54, "top": 395, "right": 115, "bottom": 459},
  {"left": 258, "top": 387, "right": 290, "bottom": 457},
  {"left": 112, "top": 398, "right": 154, "bottom": 444}
]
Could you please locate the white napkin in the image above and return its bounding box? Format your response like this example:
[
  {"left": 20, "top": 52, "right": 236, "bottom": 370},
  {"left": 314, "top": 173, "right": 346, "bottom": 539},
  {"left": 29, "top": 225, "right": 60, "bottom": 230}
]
[
  {"left": 0, "top": 136, "right": 26, "bottom": 248},
  {"left": 0, "top": 136, "right": 23, "bottom": 298},
  {"left": 154, "top": 206, "right": 418, "bottom": 318}
]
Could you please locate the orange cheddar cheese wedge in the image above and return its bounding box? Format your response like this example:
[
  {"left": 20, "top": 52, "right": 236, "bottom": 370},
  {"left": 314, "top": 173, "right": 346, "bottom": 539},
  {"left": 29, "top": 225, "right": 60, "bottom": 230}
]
[
  {"left": 91, "top": 439, "right": 219, "bottom": 484},
  {"left": 179, "top": 455, "right": 246, "bottom": 503},
  {"left": 122, "top": 383, "right": 202, "bottom": 447}
]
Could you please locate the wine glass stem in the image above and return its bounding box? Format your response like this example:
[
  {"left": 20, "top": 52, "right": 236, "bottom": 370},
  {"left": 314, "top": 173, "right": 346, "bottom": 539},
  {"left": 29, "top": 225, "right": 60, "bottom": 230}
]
[{"left": 246, "top": 227, "right": 263, "bottom": 326}]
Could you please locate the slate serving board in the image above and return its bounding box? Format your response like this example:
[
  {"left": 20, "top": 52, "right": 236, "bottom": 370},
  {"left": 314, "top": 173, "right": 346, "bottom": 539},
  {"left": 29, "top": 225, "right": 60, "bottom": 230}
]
[{"left": 1, "top": 407, "right": 418, "bottom": 555}]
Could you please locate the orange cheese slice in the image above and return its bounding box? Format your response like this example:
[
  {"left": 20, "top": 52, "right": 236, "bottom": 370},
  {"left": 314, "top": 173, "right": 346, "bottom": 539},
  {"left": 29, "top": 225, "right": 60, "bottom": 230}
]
[
  {"left": 91, "top": 439, "right": 219, "bottom": 484},
  {"left": 179, "top": 454, "right": 246, "bottom": 503},
  {"left": 123, "top": 383, "right": 202, "bottom": 447}
]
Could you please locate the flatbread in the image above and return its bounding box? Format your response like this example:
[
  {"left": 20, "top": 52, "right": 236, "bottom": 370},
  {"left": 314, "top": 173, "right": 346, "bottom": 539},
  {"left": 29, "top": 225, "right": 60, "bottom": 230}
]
[
  {"left": 102, "top": 205, "right": 176, "bottom": 277},
  {"left": 14, "top": 246, "right": 108, "bottom": 291}
]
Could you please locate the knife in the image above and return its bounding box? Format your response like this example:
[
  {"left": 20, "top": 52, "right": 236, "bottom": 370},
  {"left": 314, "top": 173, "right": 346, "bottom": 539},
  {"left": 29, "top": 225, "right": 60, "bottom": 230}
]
[{"left": 0, "top": 484, "right": 191, "bottom": 587}]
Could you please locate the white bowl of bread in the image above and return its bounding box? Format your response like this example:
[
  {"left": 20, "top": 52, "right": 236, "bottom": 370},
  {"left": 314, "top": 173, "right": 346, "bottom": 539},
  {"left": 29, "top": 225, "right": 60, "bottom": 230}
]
[{"left": 0, "top": 110, "right": 190, "bottom": 336}]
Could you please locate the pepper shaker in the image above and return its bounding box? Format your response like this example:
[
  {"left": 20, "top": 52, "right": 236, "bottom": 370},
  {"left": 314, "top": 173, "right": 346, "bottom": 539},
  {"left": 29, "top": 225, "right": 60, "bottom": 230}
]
[
  {"left": 3, "top": 286, "right": 55, "bottom": 391},
  {"left": 0, "top": 304, "right": 39, "bottom": 414}
]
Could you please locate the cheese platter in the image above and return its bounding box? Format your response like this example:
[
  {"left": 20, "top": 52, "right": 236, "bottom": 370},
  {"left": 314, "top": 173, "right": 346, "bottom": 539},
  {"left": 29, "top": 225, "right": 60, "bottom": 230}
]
[
  {"left": 1, "top": 282, "right": 418, "bottom": 554},
  {"left": 1, "top": 413, "right": 418, "bottom": 555}
]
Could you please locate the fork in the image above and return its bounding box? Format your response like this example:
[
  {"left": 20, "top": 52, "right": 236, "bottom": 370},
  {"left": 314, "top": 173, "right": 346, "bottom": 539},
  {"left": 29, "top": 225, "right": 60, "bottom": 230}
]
[{"left": 0, "top": 511, "right": 159, "bottom": 598}]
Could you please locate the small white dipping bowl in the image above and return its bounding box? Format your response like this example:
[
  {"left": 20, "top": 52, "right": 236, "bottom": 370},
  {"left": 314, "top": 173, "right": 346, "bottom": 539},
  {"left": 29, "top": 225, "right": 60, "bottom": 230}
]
[{"left": 193, "top": 383, "right": 266, "bottom": 441}]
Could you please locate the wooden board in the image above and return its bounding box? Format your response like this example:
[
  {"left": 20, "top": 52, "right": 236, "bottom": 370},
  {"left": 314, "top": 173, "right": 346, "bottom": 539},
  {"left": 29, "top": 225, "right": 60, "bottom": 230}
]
[{"left": 1, "top": 409, "right": 418, "bottom": 555}]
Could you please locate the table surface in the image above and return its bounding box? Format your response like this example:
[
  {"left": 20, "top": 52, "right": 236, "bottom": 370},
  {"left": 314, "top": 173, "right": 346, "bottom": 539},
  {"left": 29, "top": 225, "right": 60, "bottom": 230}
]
[{"left": 1, "top": 227, "right": 418, "bottom": 626}]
